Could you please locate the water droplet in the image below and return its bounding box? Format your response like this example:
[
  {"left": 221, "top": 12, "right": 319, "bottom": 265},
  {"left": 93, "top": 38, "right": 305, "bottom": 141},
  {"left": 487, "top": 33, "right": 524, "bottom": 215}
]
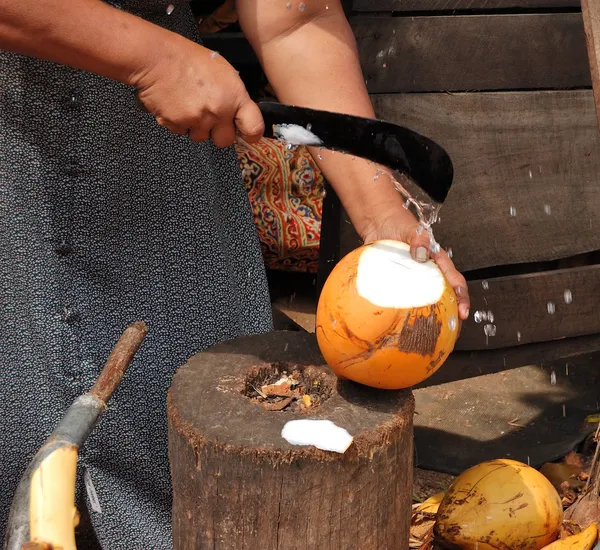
[
  {"left": 299, "top": 1, "right": 306, "bottom": 10},
  {"left": 487, "top": 311, "right": 494, "bottom": 323},
  {"left": 166, "top": 3, "right": 175, "bottom": 14},
  {"left": 373, "top": 175, "right": 379, "bottom": 181},
  {"left": 547, "top": 301, "right": 556, "bottom": 314},
  {"left": 550, "top": 369, "right": 557, "bottom": 385},
  {"left": 544, "top": 204, "right": 551, "bottom": 215},
  {"left": 482, "top": 280, "right": 489, "bottom": 290},
  {"left": 383, "top": 63, "right": 387, "bottom": 68},
  {"left": 447, "top": 247, "right": 453, "bottom": 259},
  {"left": 474, "top": 311, "right": 483, "bottom": 323},
  {"left": 286, "top": 1, "right": 292, "bottom": 8},
  {"left": 210, "top": 51, "right": 219, "bottom": 59},
  {"left": 403, "top": 199, "right": 410, "bottom": 209},
  {"left": 306, "top": 123, "right": 312, "bottom": 131},
  {"left": 448, "top": 315, "right": 458, "bottom": 332},
  {"left": 564, "top": 289, "right": 572, "bottom": 304},
  {"left": 528, "top": 169, "right": 533, "bottom": 179},
  {"left": 509, "top": 206, "right": 517, "bottom": 217},
  {"left": 416, "top": 225, "right": 424, "bottom": 235},
  {"left": 517, "top": 331, "right": 522, "bottom": 342},
  {"left": 484, "top": 324, "right": 497, "bottom": 337},
  {"left": 325, "top": 2, "right": 329, "bottom": 7}
]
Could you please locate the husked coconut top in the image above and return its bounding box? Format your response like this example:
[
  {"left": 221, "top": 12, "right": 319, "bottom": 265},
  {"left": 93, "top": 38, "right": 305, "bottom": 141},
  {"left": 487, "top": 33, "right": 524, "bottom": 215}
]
[{"left": 356, "top": 240, "right": 446, "bottom": 309}]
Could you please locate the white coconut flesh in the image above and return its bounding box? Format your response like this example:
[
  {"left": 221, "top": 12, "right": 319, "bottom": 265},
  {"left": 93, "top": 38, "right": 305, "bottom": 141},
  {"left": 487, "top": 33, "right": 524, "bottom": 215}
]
[
  {"left": 273, "top": 123, "right": 323, "bottom": 146},
  {"left": 355, "top": 240, "right": 446, "bottom": 309},
  {"left": 281, "top": 419, "right": 354, "bottom": 454}
]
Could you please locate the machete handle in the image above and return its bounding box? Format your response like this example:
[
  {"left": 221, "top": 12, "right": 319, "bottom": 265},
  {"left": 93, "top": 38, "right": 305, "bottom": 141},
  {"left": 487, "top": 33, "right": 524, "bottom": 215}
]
[{"left": 6, "top": 322, "right": 148, "bottom": 550}]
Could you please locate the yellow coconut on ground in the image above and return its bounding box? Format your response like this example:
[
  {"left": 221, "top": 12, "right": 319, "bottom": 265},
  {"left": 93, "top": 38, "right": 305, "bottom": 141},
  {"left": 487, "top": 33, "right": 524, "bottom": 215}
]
[
  {"left": 434, "top": 458, "right": 564, "bottom": 550},
  {"left": 316, "top": 240, "right": 459, "bottom": 389}
]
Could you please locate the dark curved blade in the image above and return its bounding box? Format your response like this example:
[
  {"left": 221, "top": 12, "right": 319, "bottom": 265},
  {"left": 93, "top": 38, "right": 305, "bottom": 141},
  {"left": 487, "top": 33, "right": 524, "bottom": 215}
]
[{"left": 258, "top": 101, "right": 453, "bottom": 205}]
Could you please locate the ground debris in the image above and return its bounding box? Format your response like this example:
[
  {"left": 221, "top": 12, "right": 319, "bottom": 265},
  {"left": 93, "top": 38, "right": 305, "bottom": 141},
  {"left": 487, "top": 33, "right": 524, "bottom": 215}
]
[{"left": 245, "top": 364, "right": 332, "bottom": 413}]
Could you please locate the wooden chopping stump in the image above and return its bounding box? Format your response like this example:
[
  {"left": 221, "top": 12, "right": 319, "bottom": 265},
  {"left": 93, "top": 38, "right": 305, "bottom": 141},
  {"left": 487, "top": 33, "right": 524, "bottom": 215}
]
[{"left": 168, "top": 331, "right": 414, "bottom": 550}]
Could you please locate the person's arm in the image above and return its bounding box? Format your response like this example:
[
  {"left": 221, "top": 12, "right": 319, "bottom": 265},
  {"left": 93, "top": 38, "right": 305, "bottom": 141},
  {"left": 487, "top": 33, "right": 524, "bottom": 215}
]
[
  {"left": 236, "top": 0, "right": 404, "bottom": 242},
  {"left": 0, "top": 0, "right": 263, "bottom": 145},
  {"left": 237, "top": 0, "right": 470, "bottom": 319}
]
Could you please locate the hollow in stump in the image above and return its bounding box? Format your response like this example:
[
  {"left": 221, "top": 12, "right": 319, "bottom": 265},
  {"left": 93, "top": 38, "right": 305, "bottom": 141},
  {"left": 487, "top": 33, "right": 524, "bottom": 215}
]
[{"left": 168, "top": 331, "right": 414, "bottom": 550}]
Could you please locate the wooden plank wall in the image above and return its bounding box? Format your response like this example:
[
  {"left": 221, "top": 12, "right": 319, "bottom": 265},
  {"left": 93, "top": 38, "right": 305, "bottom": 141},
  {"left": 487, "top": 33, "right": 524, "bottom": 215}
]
[
  {"left": 582, "top": 0, "right": 600, "bottom": 124},
  {"left": 319, "top": 0, "right": 600, "bottom": 351}
]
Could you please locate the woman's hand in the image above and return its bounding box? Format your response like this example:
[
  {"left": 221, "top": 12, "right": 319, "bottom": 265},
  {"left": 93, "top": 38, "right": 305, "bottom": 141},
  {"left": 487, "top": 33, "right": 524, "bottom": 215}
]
[
  {"left": 132, "top": 37, "right": 264, "bottom": 147},
  {"left": 362, "top": 212, "right": 471, "bottom": 321}
]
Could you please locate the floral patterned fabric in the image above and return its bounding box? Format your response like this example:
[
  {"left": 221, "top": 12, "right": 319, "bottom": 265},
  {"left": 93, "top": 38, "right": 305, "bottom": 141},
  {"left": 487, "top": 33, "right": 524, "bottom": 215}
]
[{"left": 235, "top": 138, "right": 325, "bottom": 273}]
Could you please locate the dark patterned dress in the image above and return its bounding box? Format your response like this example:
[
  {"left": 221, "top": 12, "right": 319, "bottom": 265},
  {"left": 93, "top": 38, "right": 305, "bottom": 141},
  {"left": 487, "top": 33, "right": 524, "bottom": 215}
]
[{"left": 0, "top": 1, "right": 273, "bottom": 547}]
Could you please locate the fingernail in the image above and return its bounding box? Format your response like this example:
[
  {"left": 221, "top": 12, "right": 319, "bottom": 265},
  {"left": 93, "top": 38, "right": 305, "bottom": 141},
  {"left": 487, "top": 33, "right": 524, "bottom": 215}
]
[{"left": 416, "top": 246, "right": 428, "bottom": 262}]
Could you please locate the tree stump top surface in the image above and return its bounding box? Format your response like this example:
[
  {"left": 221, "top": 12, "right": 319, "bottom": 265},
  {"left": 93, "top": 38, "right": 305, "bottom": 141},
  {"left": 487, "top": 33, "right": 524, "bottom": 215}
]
[{"left": 168, "top": 331, "right": 413, "bottom": 461}]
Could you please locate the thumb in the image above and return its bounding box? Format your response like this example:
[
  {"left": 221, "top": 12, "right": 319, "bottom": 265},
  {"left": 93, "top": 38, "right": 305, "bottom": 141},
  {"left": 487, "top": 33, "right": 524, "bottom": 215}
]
[
  {"left": 404, "top": 223, "right": 431, "bottom": 263},
  {"left": 234, "top": 98, "right": 265, "bottom": 144}
]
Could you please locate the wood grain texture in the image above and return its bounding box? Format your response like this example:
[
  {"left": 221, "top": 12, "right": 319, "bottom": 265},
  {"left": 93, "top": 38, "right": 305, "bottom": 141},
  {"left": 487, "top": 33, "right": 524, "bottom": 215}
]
[
  {"left": 456, "top": 265, "right": 600, "bottom": 350},
  {"left": 371, "top": 91, "right": 600, "bottom": 272},
  {"left": 352, "top": 14, "right": 590, "bottom": 93},
  {"left": 419, "top": 331, "right": 600, "bottom": 388},
  {"left": 582, "top": 0, "right": 600, "bottom": 126},
  {"left": 168, "top": 331, "right": 414, "bottom": 550},
  {"left": 353, "top": 0, "right": 580, "bottom": 12}
]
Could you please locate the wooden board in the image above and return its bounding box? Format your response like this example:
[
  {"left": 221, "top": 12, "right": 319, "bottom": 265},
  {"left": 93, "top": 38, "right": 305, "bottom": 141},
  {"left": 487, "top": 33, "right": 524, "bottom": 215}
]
[
  {"left": 582, "top": 0, "right": 600, "bottom": 125},
  {"left": 353, "top": 0, "right": 580, "bottom": 12},
  {"left": 419, "top": 331, "right": 600, "bottom": 388},
  {"left": 301, "top": 260, "right": 600, "bottom": 351},
  {"left": 370, "top": 91, "right": 600, "bottom": 273},
  {"left": 457, "top": 264, "right": 600, "bottom": 350},
  {"left": 351, "top": 13, "right": 590, "bottom": 93}
]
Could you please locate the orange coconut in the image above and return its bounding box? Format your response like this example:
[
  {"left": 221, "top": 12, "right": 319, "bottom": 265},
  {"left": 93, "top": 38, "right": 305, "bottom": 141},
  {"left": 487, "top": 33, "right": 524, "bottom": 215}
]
[{"left": 316, "top": 240, "right": 459, "bottom": 389}]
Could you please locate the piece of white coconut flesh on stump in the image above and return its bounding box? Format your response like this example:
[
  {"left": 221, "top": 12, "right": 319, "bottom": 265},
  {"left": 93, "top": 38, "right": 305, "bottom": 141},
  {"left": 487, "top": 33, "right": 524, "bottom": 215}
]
[{"left": 316, "top": 240, "right": 459, "bottom": 390}]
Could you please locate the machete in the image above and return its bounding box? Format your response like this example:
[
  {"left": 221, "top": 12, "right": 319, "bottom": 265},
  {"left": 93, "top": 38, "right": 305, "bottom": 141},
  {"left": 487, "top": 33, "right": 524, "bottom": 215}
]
[{"left": 258, "top": 101, "right": 454, "bottom": 205}]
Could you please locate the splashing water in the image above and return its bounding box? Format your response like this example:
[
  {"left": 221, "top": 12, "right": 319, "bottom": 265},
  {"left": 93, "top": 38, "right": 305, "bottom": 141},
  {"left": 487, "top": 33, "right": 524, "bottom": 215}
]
[
  {"left": 547, "top": 301, "right": 556, "bottom": 315},
  {"left": 564, "top": 289, "right": 573, "bottom": 304},
  {"left": 484, "top": 323, "right": 497, "bottom": 345},
  {"left": 473, "top": 311, "right": 485, "bottom": 324},
  {"left": 378, "top": 170, "right": 444, "bottom": 255},
  {"left": 482, "top": 280, "right": 489, "bottom": 290}
]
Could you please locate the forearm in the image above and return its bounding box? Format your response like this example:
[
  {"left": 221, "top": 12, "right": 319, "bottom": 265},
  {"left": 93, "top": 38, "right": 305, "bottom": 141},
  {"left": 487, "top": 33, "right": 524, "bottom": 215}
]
[
  {"left": 0, "top": 0, "right": 184, "bottom": 86},
  {"left": 238, "top": 0, "right": 414, "bottom": 239}
]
